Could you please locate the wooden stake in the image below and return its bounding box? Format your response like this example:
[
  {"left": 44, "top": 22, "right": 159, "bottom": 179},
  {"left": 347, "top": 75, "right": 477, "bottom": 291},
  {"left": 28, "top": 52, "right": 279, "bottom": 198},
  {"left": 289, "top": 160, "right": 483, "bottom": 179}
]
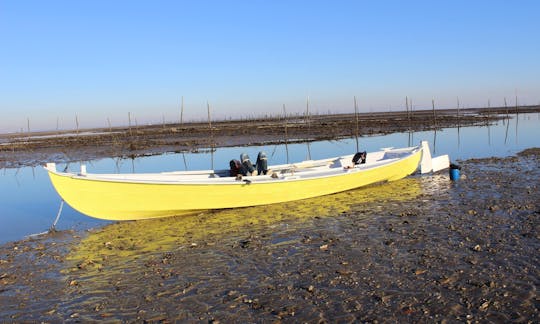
[
  {"left": 128, "top": 112, "right": 132, "bottom": 136},
  {"left": 207, "top": 102, "right": 214, "bottom": 170},
  {"left": 432, "top": 99, "right": 437, "bottom": 126},
  {"left": 486, "top": 99, "right": 491, "bottom": 145},
  {"left": 180, "top": 96, "right": 184, "bottom": 125},
  {"left": 306, "top": 97, "right": 311, "bottom": 160},
  {"left": 207, "top": 102, "right": 212, "bottom": 130},
  {"left": 283, "top": 104, "right": 289, "bottom": 164},
  {"left": 456, "top": 97, "right": 461, "bottom": 147},
  {"left": 409, "top": 97, "right": 413, "bottom": 146},
  {"left": 405, "top": 96, "right": 409, "bottom": 120},
  {"left": 354, "top": 96, "right": 359, "bottom": 152},
  {"left": 432, "top": 99, "right": 437, "bottom": 154}
]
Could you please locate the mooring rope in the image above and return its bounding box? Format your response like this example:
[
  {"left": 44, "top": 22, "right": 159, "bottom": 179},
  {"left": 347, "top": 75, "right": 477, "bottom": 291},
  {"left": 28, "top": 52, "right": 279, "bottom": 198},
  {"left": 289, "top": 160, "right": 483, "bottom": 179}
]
[
  {"left": 50, "top": 200, "right": 64, "bottom": 232},
  {"left": 25, "top": 200, "right": 65, "bottom": 239}
]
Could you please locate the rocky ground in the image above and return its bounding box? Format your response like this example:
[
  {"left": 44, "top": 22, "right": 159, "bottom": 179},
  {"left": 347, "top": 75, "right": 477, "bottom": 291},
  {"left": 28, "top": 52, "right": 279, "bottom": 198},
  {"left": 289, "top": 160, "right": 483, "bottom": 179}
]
[{"left": 0, "top": 149, "right": 538, "bottom": 322}]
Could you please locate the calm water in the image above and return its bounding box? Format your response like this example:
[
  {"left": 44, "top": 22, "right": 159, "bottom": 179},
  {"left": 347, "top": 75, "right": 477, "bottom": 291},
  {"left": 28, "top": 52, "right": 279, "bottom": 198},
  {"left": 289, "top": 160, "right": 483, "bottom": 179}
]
[{"left": 0, "top": 113, "right": 538, "bottom": 244}]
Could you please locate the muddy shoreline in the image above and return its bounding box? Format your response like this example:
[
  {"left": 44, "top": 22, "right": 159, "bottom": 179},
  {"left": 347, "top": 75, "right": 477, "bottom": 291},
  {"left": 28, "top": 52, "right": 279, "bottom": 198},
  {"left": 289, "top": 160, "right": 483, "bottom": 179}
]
[
  {"left": 2, "top": 106, "right": 539, "bottom": 169},
  {"left": 1, "top": 150, "right": 538, "bottom": 322}
]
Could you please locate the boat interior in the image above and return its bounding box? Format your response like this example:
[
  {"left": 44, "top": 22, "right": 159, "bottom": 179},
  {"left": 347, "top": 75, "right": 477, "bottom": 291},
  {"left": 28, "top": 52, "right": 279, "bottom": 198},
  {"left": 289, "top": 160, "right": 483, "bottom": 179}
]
[{"left": 46, "top": 146, "right": 420, "bottom": 184}]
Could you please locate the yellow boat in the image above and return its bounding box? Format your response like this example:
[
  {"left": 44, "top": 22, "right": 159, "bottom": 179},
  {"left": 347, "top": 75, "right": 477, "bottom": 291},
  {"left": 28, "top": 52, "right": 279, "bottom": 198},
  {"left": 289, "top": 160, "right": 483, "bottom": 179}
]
[{"left": 45, "top": 141, "right": 446, "bottom": 221}]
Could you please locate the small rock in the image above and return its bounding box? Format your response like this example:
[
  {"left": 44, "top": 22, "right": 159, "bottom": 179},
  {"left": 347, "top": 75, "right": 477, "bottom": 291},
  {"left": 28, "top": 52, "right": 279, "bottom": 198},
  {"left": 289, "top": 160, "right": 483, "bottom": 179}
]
[
  {"left": 401, "top": 306, "right": 414, "bottom": 315},
  {"left": 489, "top": 205, "right": 499, "bottom": 212},
  {"left": 479, "top": 301, "right": 490, "bottom": 311},
  {"left": 415, "top": 269, "right": 427, "bottom": 275}
]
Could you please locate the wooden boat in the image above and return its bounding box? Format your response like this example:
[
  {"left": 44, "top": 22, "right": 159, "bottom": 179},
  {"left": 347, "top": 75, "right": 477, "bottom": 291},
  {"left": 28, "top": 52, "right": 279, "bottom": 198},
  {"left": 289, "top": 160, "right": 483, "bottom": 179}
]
[{"left": 44, "top": 141, "right": 447, "bottom": 221}]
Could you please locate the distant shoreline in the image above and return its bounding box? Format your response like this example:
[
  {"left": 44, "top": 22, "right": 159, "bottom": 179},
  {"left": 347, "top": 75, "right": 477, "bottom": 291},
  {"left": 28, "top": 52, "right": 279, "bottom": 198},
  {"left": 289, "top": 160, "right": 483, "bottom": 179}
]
[{"left": 1, "top": 106, "right": 539, "bottom": 169}]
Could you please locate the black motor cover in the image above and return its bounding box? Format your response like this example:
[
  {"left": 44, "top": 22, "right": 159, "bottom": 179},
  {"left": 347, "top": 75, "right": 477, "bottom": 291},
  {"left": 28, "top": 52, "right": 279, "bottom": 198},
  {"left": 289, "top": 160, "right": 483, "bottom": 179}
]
[
  {"left": 256, "top": 151, "right": 268, "bottom": 175},
  {"left": 352, "top": 151, "right": 367, "bottom": 165},
  {"left": 240, "top": 153, "right": 255, "bottom": 174}
]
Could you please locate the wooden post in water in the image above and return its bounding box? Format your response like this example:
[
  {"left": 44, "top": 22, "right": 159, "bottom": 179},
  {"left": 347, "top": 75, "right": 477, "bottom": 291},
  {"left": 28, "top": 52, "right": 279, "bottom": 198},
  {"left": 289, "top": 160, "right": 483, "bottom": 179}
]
[
  {"left": 405, "top": 97, "right": 409, "bottom": 146},
  {"left": 75, "top": 114, "right": 79, "bottom": 135},
  {"left": 431, "top": 99, "right": 437, "bottom": 125},
  {"left": 504, "top": 97, "right": 509, "bottom": 120},
  {"left": 432, "top": 99, "right": 437, "bottom": 154},
  {"left": 354, "top": 96, "right": 360, "bottom": 152},
  {"left": 207, "top": 102, "right": 214, "bottom": 170},
  {"left": 456, "top": 97, "right": 460, "bottom": 121},
  {"left": 283, "top": 104, "right": 289, "bottom": 164},
  {"left": 207, "top": 102, "right": 212, "bottom": 130},
  {"left": 305, "top": 97, "right": 312, "bottom": 160},
  {"left": 409, "top": 97, "right": 414, "bottom": 145},
  {"left": 405, "top": 97, "right": 413, "bottom": 146},
  {"left": 128, "top": 112, "right": 133, "bottom": 137},
  {"left": 487, "top": 99, "right": 491, "bottom": 145},
  {"left": 504, "top": 97, "right": 510, "bottom": 145},
  {"left": 405, "top": 96, "right": 409, "bottom": 121},
  {"left": 180, "top": 96, "right": 184, "bottom": 125},
  {"left": 456, "top": 97, "right": 461, "bottom": 147},
  {"left": 514, "top": 95, "right": 519, "bottom": 144}
]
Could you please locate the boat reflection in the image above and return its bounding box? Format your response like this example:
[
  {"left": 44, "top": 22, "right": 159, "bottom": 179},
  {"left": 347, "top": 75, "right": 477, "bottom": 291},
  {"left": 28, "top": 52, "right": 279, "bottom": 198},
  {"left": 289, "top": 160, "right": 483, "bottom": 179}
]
[{"left": 65, "top": 177, "right": 423, "bottom": 273}]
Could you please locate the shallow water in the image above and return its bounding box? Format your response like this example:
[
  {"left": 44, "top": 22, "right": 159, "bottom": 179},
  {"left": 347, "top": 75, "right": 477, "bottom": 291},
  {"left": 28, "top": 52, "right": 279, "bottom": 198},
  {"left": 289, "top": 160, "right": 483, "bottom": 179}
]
[{"left": 0, "top": 113, "right": 538, "bottom": 244}]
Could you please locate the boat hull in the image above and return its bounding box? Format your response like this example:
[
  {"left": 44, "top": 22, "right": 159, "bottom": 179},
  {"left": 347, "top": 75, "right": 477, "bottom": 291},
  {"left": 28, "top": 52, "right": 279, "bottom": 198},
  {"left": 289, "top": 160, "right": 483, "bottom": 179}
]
[{"left": 46, "top": 149, "right": 422, "bottom": 221}]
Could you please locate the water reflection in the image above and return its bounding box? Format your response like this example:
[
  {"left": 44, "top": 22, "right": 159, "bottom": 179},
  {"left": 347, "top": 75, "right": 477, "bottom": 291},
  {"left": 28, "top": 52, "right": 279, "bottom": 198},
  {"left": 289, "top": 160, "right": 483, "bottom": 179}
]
[
  {"left": 66, "top": 177, "right": 423, "bottom": 275},
  {"left": 0, "top": 113, "right": 538, "bottom": 244},
  {"left": 92, "top": 113, "right": 537, "bottom": 175}
]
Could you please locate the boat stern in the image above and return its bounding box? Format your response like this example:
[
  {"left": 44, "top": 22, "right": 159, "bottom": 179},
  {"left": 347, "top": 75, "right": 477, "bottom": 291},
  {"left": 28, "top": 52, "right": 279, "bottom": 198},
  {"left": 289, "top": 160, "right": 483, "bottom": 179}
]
[{"left": 420, "top": 141, "right": 450, "bottom": 173}]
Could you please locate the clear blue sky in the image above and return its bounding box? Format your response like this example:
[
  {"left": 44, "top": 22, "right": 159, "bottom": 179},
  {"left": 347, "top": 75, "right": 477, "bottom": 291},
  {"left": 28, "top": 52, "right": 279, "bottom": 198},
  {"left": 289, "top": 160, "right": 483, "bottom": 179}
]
[{"left": 1, "top": 1, "right": 539, "bottom": 133}]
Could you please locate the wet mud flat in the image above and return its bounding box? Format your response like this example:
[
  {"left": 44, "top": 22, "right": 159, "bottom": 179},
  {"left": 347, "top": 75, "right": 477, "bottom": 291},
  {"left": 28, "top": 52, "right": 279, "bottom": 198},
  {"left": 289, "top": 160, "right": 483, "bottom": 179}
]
[
  {"left": 1, "top": 150, "right": 539, "bottom": 322},
  {"left": 2, "top": 106, "right": 539, "bottom": 169}
]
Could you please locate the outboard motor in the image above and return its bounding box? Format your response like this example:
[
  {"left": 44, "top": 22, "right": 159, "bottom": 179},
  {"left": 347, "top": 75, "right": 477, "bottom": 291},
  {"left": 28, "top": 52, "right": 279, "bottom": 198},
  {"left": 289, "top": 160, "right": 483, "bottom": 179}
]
[
  {"left": 256, "top": 151, "right": 268, "bottom": 175},
  {"left": 229, "top": 159, "right": 246, "bottom": 176},
  {"left": 352, "top": 151, "right": 367, "bottom": 165},
  {"left": 240, "top": 153, "right": 256, "bottom": 175}
]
